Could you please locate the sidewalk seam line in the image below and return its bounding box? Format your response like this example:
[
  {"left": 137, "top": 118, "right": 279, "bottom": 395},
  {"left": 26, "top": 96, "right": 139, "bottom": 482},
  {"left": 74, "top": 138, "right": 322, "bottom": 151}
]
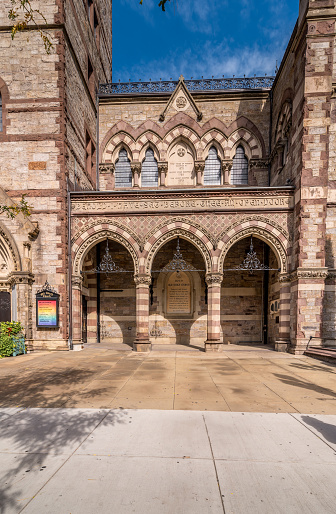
[{"left": 202, "top": 413, "right": 226, "bottom": 514}]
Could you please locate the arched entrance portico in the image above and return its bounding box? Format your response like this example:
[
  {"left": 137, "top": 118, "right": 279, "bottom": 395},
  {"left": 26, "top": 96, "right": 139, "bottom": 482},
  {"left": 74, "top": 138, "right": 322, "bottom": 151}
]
[
  {"left": 219, "top": 228, "right": 290, "bottom": 350},
  {"left": 71, "top": 228, "right": 139, "bottom": 350}
]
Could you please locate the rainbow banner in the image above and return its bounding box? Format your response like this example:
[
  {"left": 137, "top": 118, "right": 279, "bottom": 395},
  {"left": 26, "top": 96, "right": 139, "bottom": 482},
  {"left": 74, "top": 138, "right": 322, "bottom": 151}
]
[{"left": 37, "top": 300, "right": 57, "bottom": 326}]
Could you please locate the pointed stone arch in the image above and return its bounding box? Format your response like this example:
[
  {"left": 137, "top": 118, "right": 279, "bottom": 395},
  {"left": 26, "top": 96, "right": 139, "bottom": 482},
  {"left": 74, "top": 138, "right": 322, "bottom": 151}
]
[
  {"left": 226, "top": 128, "right": 263, "bottom": 160},
  {"left": 217, "top": 221, "right": 289, "bottom": 274},
  {"left": 72, "top": 224, "right": 140, "bottom": 276},
  {"left": 0, "top": 222, "right": 21, "bottom": 273},
  {"left": 102, "top": 131, "right": 136, "bottom": 163},
  {"left": 143, "top": 224, "right": 213, "bottom": 275}
]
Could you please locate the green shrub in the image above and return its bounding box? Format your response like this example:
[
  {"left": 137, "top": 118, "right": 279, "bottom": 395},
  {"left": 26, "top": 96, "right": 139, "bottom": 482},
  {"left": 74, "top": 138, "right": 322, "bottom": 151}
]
[{"left": 0, "top": 322, "right": 24, "bottom": 357}]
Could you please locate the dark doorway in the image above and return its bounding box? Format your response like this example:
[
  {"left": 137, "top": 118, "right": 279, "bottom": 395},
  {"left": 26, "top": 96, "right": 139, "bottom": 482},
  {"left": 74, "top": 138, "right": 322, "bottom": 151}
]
[
  {"left": 0, "top": 291, "right": 11, "bottom": 322},
  {"left": 82, "top": 295, "right": 88, "bottom": 344}
]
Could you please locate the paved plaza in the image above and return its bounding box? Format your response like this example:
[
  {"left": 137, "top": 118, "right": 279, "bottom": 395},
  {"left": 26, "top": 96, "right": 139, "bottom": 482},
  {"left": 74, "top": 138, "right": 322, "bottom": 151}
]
[{"left": 1, "top": 345, "right": 336, "bottom": 513}]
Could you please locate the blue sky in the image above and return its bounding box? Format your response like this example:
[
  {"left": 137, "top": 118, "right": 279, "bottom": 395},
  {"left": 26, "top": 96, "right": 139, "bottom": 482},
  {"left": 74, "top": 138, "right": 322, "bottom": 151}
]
[{"left": 112, "top": 0, "right": 298, "bottom": 82}]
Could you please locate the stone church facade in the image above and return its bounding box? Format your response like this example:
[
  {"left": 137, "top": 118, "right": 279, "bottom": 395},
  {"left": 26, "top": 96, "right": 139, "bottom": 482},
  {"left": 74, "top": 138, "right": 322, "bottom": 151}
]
[{"left": 1, "top": 0, "right": 336, "bottom": 354}]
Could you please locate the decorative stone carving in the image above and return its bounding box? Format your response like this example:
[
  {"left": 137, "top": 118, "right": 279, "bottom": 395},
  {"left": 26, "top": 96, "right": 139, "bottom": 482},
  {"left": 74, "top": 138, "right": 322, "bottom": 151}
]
[
  {"left": 145, "top": 228, "right": 212, "bottom": 275},
  {"left": 278, "top": 273, "right": 292, "bottom": 283},
  {"left": 71, "top": 218, "right": 142, "bottom": 247},
  {"left": 216, "top": 215, "right": 290, "bottom": 244},
  {"left": 219, "top": 226, "right": 287, "bottom": 273},
  {"left": 294, "top": 268, "right": 329, "bottom": 280},
  {"left": 176, "top": 96, "right": 187, "bottom": 109},
  {"left": 205, "top": 273, "right": 223, "bottom": 285},
  {"left": 72, "top": 275, "right": 83, "bottom": 289},
  {"left": 158, "top": 162, "right": 168, "bottom": 175},
  {"left": 99, "top": 163, "right": 115, "bottom": 174},
  {"left": 131, "top": 162, "right": 141, "bottom": 176},
  {"left": 134, "top": 274, "right": 152, "bottom": 286},
  {"left": 73, "top": 229, "right": 139, "bottom": 275},
  {"left": 221, "top": 160, "right": 232, "bottom": 172},
  {"left": 194, "top": 161, "right": 205, "bottom": 173},
  {"left": 250, "top": 159, "right": 269, "bottom": 169},
  {"left": 143, "top": 217, "right": 216, "bottom": 248}
]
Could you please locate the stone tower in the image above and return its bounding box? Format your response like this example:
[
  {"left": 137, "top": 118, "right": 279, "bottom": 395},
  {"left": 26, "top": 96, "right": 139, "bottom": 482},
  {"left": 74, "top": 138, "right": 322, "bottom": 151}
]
[{"left": 0, "top": 1, "right": 112, "bottom": 349}]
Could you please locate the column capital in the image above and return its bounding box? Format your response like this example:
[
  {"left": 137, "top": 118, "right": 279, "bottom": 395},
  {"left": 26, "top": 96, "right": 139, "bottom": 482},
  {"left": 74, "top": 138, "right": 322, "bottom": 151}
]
[
  {"left": 99, "top": 163, "right": 115, "bottom": 174},
  {"left": 131, "top": 162, "right": 141, "bottom": 175},
  {"left": 158, "top": 162, "right": 168, "bottom": 175},
  {"left": 205, "top": 273, "right": 223, "bottom": 285},
  {"left": 72, "top": 274, "right": 83, "bottom": 289},
  {"left": 221, "top": 160, "right": 232, "bottom": 172},
  {"left": 195, "top": 160, "right": 205, "bottom": 173},
  {"left": 134, "top": 274, "right": 152, "bottom": 286}
]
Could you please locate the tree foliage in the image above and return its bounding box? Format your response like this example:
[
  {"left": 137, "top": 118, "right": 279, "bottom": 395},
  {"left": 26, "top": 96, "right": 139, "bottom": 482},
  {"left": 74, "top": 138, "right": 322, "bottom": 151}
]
[
  {"left": 8, "top": 0, "right": 53, "bottom": 54},
  {"left": 0, "top": 196, "right": 31, "bottom": 219},
  {"left": 140, "top": 0, "right": 170, "bottom": 11}
]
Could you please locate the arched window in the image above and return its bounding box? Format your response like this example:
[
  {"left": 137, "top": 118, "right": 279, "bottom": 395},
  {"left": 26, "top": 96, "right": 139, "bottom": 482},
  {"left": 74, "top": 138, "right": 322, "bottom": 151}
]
[
  {"left": 204, "top": 146, "right": 221, "bottom": 185},
  {"left": 141, "top": 148, "right": 158, "bottom": 187},
  {"left": 231, "top": 146, "right": 248, "bottom": 185},
  {"left": 0, "top": 93, "right": 2, "bottom": 132},
  {"left": 115, "top": 149, "right": 132, "bottom": 187}
]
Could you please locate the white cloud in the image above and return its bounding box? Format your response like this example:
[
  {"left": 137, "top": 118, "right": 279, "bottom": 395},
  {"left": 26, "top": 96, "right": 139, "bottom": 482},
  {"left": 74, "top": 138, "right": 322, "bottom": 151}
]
[{"left": 115, "top": 40, "right": 284, "bottom": 82}]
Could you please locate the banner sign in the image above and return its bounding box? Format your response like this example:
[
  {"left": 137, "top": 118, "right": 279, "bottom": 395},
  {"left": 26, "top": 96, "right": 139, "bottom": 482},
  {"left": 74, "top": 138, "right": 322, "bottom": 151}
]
[{"left": 36, "top": 284, "right": 59, "bottom": 328}]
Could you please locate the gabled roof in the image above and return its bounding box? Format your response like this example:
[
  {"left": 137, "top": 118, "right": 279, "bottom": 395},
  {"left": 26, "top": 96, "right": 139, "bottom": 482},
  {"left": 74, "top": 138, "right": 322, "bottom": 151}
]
[{"left": 159, "top": 75, "right": 203, "bottom": 122}]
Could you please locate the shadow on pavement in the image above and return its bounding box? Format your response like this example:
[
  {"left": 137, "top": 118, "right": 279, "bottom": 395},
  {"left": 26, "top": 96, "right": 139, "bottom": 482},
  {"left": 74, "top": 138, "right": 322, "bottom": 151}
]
[{"left": 300, "top": 415, "right": 336, "bottom": 445}]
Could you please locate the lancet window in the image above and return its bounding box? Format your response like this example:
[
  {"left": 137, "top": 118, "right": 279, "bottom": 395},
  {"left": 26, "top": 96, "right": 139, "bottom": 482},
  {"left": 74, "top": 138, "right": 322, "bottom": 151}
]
[
  {"left": 231, "top": 145, "right": 248, "bottom": 185},
  {"left": 141, "top": 148, "right": 158, "bottom": 187},
  {"left": 115, "top": 148, "right": 132, "bottom": 187},
  {"left": 204, "top": 146, "right": 221, "bottom": 185}
]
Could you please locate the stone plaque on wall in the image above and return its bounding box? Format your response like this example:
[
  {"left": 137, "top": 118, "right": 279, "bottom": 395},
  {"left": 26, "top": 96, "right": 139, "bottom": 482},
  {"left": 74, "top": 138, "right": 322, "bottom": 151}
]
[
  {"left": 167, "top": 142, "right": 195, "bottom": 186},
  {"left": 166, "top": 272, "right": 191, "bottom": 314}
]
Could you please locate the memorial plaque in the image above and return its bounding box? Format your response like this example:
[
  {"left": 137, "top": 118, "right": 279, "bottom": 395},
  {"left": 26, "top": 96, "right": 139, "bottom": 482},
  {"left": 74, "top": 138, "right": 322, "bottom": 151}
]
[
  {"left": 167, "top": 143, "right": 195, "bottom": 186},
  {"left": 166, "top": 272, "right": 191, "bottom": 314}
]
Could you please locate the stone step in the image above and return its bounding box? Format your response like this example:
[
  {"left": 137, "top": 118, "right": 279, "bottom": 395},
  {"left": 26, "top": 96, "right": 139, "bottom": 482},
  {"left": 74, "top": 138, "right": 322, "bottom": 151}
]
[{"left": 304, "top": 347, "right": 336, "bottom": 364}]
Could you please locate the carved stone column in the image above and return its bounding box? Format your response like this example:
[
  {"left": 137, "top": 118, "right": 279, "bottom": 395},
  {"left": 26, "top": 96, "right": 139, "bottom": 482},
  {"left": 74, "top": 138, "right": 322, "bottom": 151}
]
[
  {"left": 222, "top": 161, "right": 232, "bottom": 185},
  {"left": 205, "top": 273, "right": 223, "bottom": 352},
  {"left": 10, "top": 272, "right": 34, "bottom": 347},
  {"left": 195, "top": 161, "right": 205, "bottom": 186},
  {"left": 275, "top": 273, "right": 291, "bottom": 352},
  {"left": 72, "top": 275, "right": 83, "bottom": 351},
  {"left": 158, "top": 162, "right": 168, "bottom": 187},
  {"left": 131, "top": 162, "right": 141, "bottom": 188},
  {"left": 133, "top": 274, "right": 152, "bottom": 352}
]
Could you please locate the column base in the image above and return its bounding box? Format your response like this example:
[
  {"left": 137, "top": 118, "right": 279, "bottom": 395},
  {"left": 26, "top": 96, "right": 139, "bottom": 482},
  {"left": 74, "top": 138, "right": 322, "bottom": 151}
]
[
  {"left": 204, "top": 341, "right": 224, "bottom": 352},
  {"left": 274, "top": 340, "right": 289, "bottom": 353},
  {"left": 133, "top": 340, "right": 152, "bottom": 352},
  {"left": 72, "top": 341, "right": 84, "bottom": 351}
]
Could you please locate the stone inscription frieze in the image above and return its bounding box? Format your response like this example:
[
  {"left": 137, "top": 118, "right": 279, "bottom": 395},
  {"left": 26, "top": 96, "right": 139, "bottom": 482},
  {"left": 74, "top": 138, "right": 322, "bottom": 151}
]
[{"left": 72, "top": 195, "right": 293, "bottom": 215}]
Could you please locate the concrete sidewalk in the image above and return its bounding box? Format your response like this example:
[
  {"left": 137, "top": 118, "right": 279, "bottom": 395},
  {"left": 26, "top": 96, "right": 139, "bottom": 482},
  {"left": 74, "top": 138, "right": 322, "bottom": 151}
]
[{"left": 0, "top": 408, "right": 336, "bottom": 513}]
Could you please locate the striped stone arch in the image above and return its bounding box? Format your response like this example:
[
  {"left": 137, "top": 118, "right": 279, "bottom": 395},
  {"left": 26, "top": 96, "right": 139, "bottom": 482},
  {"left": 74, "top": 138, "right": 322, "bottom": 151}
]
[
  {"left": 217, "top": 221, "right": 289, "bottom": 274},
  {"left": 226, "top": 128, "right": 263, "bottom": 160},
  {"left": 275, "top": 100, "right": 292, "bottom": 143},
  {"left": 162, "top": 125, "right": 201, "bottom": 160},
  {"left": 134, "top": 131, "right": 163, "bottom": 161},
  {"left": 102, "top": 132, "right": 136, "bottom": 163},
  {"left": 200, "top": 130, "right": 227, "bottom": 160},
  {"left": 72, "top": 224, "right": 140, "bottom": 276},
  {"left": 0, "top": 222, "right": 21, "bottom": 273},
  {"left": 142, "top": 223, "right": 213, "bottom": 275}
]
